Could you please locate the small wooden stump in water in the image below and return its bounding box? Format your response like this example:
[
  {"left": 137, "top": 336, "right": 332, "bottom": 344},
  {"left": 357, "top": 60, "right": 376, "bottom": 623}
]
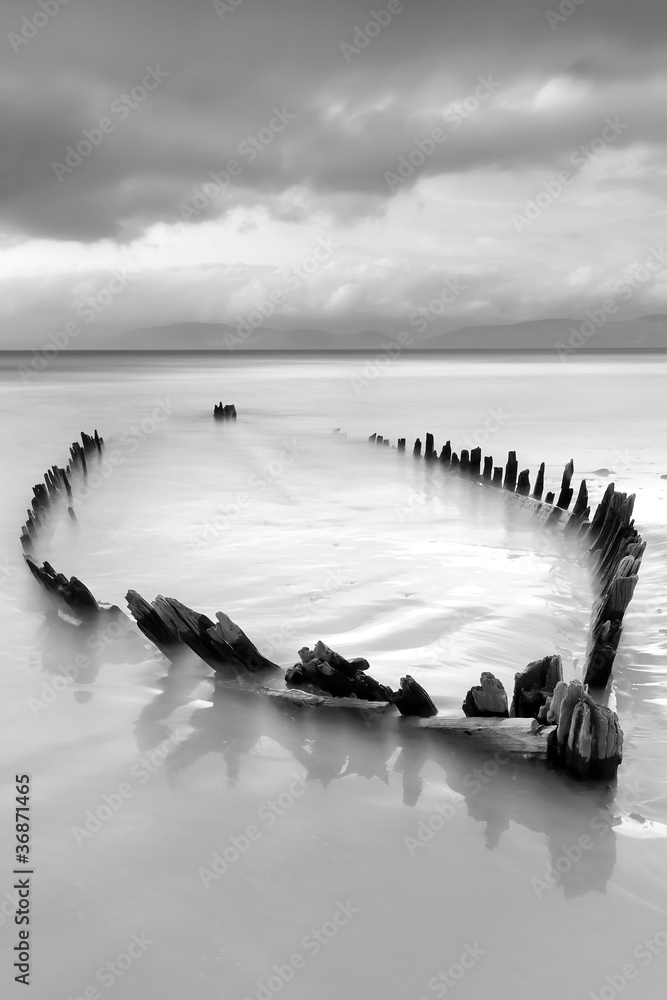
[
  {"left": 393, "top": 675, "right": 438, "bottom": 718},
  {"left": 213, "top": 402, "right": 237, "bottom": 420},
  {"left": 546, "top": 680, "right": 623, "bottom": 780},
  {"left": 511, "top": 654, "right": 562, "bottom": 718},
  {"left": 462, "top": 672, "right": 509, "bottom": 717}
]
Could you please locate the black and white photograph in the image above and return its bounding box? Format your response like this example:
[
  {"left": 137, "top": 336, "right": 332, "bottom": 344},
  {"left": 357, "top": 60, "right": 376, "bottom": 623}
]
[{"left": 1, "top": 1, "right": 666, "bottom": 998}]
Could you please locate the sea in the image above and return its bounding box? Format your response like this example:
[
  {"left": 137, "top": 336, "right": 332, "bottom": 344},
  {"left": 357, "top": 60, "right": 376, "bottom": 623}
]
[{"left": 1, "top": 351, "right": 666, "bottom": 1000}]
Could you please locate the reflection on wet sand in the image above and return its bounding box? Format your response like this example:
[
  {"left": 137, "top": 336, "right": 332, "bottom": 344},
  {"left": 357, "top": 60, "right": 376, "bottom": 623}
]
[
  {"left": 131, "top": 646, "right": 619, "bottom": 901},
  {"left": 30, "top": 606, "right": 624, "bottom": 901}
]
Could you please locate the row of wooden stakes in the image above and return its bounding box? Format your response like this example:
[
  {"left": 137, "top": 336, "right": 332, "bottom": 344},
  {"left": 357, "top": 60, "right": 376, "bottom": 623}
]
[
  {"left": 20, "top": 430, "right": 104, "bottom": 554},
  {"left": 368, "top": 431, "right": 587, "bottom": 513},
  {"left": 365, "top": 428, "right": 644, "bottom": 694}
]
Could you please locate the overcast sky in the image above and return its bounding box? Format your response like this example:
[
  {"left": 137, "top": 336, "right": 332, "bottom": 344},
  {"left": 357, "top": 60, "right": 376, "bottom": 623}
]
[{"left": 1, "top": 0, "right": 666, "bottom": 346}]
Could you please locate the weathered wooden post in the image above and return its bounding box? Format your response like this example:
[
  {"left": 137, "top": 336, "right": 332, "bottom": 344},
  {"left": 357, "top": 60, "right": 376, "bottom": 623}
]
[
  {"left": 516, "top": 470, "right": 530, "bottom": 496},
  {"left": 504, "top": 451, "right": 518, "bottom": 491},
  {"left": 557, "top": 460, "right": 574, "bottom": 510}
]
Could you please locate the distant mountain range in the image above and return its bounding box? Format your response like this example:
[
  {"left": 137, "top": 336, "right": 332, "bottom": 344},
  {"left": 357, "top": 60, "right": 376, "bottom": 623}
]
[{"left": 94, "top": 314, "right": 667, "bottom": 351}]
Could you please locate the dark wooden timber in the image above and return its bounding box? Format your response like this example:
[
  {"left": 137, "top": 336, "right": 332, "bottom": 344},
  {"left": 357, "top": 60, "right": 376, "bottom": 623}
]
[
  {"left": 557, "top": 459, "right": 575, "bottom": 510},
  {"left": 287, "top": 646, "right": 393, "bottom": 703},
  {"left": 545, "top": 680, "right": 623, "bottom": 781},
  {"left": 25, "top": 557, "right": 104, "bottom": 619},
  {"left": 503, "top": 451, "right": 518, "bottom": 492},
  {"left": 516, "top": 470, "right": 531, "bottom": 496},
  {"left": 463, "top": 672, "right": 509, "bottom": 718},
  {"left": 581, "top": 486, "right": 644, "bottom": 691},
  {"left": 393, "top": 676, "right": 438, "bottom": 718},
  {"left": 511, "top": 654, "right": 563, "bottom": 718},
  {"left": 213, "top": 402, "right": 237, "bottom": 420},
  {"left": 482, "top": 456, "right": 493, "bottom": 481}
]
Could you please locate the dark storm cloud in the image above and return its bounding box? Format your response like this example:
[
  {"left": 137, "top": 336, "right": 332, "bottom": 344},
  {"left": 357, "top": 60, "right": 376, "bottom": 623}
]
[{"left": 1, "top": 0, "right": 666, "bottom": 241}]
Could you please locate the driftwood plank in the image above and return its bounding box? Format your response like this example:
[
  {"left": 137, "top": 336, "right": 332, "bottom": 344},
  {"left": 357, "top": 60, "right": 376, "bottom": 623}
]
[{"left": 416, "top": 717, "right": 550, "bottom": 757}]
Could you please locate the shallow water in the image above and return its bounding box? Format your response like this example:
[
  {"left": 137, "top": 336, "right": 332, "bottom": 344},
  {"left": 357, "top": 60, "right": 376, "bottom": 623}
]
[{"left": 1, "top": 353, "right": 666, "bottom": 1000}]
